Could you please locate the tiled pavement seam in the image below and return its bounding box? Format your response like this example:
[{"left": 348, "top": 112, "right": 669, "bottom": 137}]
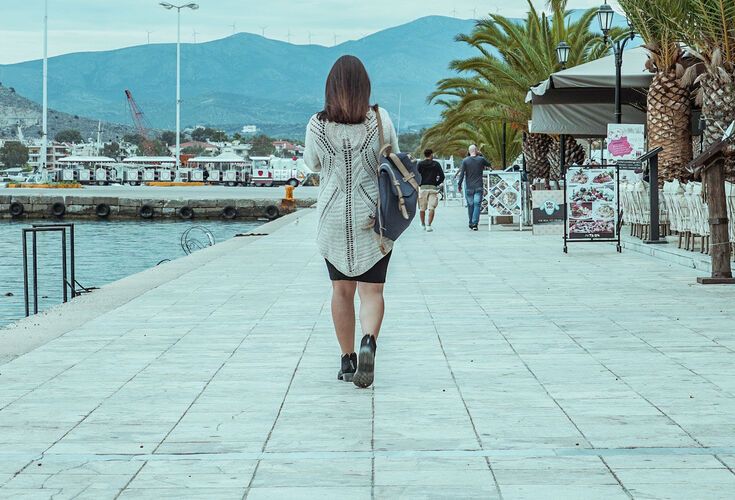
[
  {"left": 427, "top": 290, "right": 504, "bottom": 498},
  {"left": 242, "top": 304, "right": 320, "bottom": 499}
]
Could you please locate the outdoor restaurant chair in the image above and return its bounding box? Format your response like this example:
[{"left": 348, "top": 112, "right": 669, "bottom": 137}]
[
  {"left": 685, "top": 182, "right": 710, "bottom": 253},
  {"left": 664, "top": 180, "right": 691, "bottom": 248},
  {"left": 632, "top": 181, "right": 651, "bottom": 240},
  {"left": 620, "top": 181, "right": 634, "bottom": 234}
]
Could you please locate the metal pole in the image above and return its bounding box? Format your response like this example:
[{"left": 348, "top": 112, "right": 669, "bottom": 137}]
[
  {"left": 32, "top": 231, "right": 38, "bottom": 315},
  {"left": 23, "top": 230, "right": 29, "bottom": 317},
  {"left": 502, "top": 121, "right": 507, "bottom": 169},
  {"left": 615, "top": 43, "right": 623, "bottom": 124},
  {"left": 175, "top": 7, "right": 181, "bottom": 168},
  {"left": 61, "top": 228, "right": 68, "bottom": 303},
  {"left": 559, "top": 134, "right": 566, "bottom": 188},
  {"left": 646, "top": 155, "right": 664, "bottom": 243},
  {"left": 69, "top": 224, "right": 76, "bottom": 297},
  {"left": 41, "top": 0, "right": 49, "bottom": 182},
  {"left": 397, "top": 94, "right": 402, "bottom": 136}
]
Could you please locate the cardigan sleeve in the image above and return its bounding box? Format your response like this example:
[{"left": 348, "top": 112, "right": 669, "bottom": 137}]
[
  {"left": 378, "top": 107, "right": 400, "bottom": 154},
  {"left": 303, "top": 116, "right": 321, "bottom": 172}
]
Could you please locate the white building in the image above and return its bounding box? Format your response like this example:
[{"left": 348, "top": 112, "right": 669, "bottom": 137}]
[
  {"left": 27, "top": 141, "right": 71, "bottom": 170},
  {"left": 242, "top": 125, "right": 257, "bottom": 134}
]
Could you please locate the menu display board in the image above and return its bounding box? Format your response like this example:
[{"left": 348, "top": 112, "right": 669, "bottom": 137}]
[
  {"left": 564, "top": 165, "right": 621, "bottom": 252},
  {"left": 607, "top": 124, "right": 645, "bottom": 162},
  {"left": 483, "top": 172, "right": 522, "bottom": 217},
  {"left": 532, "top": 190, "right": 564, "bottom": 236}
]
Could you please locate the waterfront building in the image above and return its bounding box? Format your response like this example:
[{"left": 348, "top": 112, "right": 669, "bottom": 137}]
[
  {"left": 272, "top": 140, "right": 304, "bottom": 157},
  {"left": 27, "top": 141, "right": 71, "bottom": 170},
  {"left": 173, "top": 140, "right": 219, "bottom": 155}
]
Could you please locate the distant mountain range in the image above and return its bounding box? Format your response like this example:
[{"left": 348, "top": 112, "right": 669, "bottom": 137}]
[
  {"left": 0, "top": 11, "right": 633, "bottom": 139},
  {"left": 0, "top": 16, "right": 478, "bottom": 135}
]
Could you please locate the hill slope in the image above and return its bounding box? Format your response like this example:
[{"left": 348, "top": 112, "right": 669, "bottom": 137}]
[
  {"left": 0, "top": 16, "right": 478, "bottom": 132},
  {"left": 0, "top": 85, "right": 134, "bottom": 141}
]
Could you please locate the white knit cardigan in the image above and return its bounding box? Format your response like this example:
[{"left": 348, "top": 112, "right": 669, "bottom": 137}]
[{"left": 304, "top": 107, "right": 400, "bottom": 277}]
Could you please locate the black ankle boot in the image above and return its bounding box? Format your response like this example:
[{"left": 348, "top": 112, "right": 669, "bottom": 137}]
[
  {"left": 353, "top": 335, "right": 377, "bottom": 388},
  {"left": 338, "top": 353, "right": 357, "bottom": 382}
]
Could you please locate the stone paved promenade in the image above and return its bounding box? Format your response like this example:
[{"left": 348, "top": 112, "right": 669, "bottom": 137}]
[{"left": 2, "top": 207, "right": 735, "bottom": 499}]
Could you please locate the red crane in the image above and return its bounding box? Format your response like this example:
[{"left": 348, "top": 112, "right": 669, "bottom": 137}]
[{"left": 124, "top": 89, "right": 155, "bottom": 155}]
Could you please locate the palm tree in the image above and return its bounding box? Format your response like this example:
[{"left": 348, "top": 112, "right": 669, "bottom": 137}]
[
  {"left": 420, "top": 99, "right": 522, "bottom": 166},
  {"left": 666, "top": 0, "right": 735, "bottom": 177},
  {"left": 426, "top": 0, "right": 613, "bottom": 181},
  {"left": 619, "top": 0, "right": 693, "bottom": 182}
]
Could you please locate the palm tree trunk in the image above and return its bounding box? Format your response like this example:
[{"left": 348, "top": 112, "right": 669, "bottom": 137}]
[
  {"left": 701, "top": 72, "right": 735, "bottom": 180},
  {"left": 647, "top": 70, "right": 692, "bottom": 184},
  {"left": 522, "top": 133, "right": 551, "bottom": 181},
  {"left": 547, "top": 136, "right": 586, "bottom": 181}
]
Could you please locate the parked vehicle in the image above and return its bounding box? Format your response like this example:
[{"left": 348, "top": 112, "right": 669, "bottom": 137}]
[
  {"left": 251, "top": 156, "right": 314, "bottom": 187},
  {"left": 122, "top": 157, "right": 176, "bottom": 184},
  {"left": 188, "top": 151, "right": 250, "bottom": 186},
  {"left": 58, "top": 156, "right": 117, "bottom": 185}
]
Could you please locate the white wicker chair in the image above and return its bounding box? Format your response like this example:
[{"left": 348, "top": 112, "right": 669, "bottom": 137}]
[
  {"left": 620, "top": 181, "right": 634, "bottom": 233},
  {"left": 657, "top": 185, "right": 670, "bottom": 237},
  {"left": 686, "top": 182, "right": 710, "bottom": 252},
  {"left": 632, "top": 181, "right": 651, "bottom": 239},
  {"left": 664, "top": 180, "right": 690, "bottom": 247}
]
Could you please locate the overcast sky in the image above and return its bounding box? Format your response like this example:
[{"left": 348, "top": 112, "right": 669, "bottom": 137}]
[{"left": 0, "top": 0, "right": 622, "bottom": 64}]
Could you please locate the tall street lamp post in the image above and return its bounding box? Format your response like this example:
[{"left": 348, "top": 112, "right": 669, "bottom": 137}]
[
  {"left": 555, "top": 41, "right": 571, "bottom": 178},
  {"left": 160, "top": 2, "right": 198, "bottom": 168},
  {"left": 41, "top": 0, "right": 48, "bottom": 182},
  {"left": 597, "top": 2, "right": 636, "bottom": 124}
]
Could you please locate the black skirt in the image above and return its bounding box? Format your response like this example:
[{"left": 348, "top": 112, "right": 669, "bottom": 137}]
[{"left": 326, "top": 252, "right": 392, "bottom": 283}]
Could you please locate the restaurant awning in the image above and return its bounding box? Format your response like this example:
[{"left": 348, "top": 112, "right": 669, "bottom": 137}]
[{"left": 526, "top": 47, "right": 651, "bottom": 137}]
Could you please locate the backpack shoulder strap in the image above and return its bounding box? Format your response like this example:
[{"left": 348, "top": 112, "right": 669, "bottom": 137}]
[
  {"left": 375, "top": 105, "right": 419, "bottom": 192},
  {"left": 374, "top": 105, "right": 392, "bottom": 157},
  {"left": 389, "top": 152, "right": 420, "bottom": 192}
]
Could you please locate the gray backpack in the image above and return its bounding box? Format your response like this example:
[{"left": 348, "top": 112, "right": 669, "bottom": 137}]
[{"left": 373, "top": 106, "right": 421, "bottom": 250}]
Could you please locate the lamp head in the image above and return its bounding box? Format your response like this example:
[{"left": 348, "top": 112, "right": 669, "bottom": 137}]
[
  {"left": 556, "top": 41, "right": 571, "bottom": 67},
  {"left": 597, "top": 3, "right": 615, "bottom": 38},
  {"left": 159, "top": 2, "right": 174, "bottom": 9},
  {"left": 185, "top": 3, "right": 199, "bottom": 9}
]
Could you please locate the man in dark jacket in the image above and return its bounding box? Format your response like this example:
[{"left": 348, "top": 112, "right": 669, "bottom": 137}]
[
  {"left": 458, "top": 145, "right": 490, "bottom": 230},
  {"left": 417, "top": 149, "right": 446, "bottom": 232}
]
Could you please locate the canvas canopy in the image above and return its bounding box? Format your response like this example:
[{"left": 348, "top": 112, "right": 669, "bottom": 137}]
[
  {"left": 57, "top": 156, "right": 117, "bottom": 163},
  {"left": 122, "top": 156, "right": 176, "bottom": 163},
  {"left": 527, "top": 47, "right": 651, "bottom": 137},
  {"left": 188, "top": 152, "right": 246, "bottom": 164}
]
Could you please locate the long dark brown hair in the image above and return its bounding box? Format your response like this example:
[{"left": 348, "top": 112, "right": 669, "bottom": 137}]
[{"left": 317, "top": 55, "right": 372, "bottom": 124}]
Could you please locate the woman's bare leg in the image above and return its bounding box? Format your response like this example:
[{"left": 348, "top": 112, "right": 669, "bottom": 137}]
[
  {"left": 332, "top": 280, "right": 357, "bottom": 354},
  {"left": 357, "top": 282, "right": 385, "bottom": 338}
]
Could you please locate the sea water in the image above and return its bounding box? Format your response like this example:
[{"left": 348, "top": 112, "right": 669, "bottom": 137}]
[{"left": 0, "top": 219, "right": 263, "bottom": 327}]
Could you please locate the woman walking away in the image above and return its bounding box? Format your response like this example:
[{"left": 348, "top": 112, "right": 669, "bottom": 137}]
[{"left": 304, "top": 55, "right": 399, "bottom": 389}]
